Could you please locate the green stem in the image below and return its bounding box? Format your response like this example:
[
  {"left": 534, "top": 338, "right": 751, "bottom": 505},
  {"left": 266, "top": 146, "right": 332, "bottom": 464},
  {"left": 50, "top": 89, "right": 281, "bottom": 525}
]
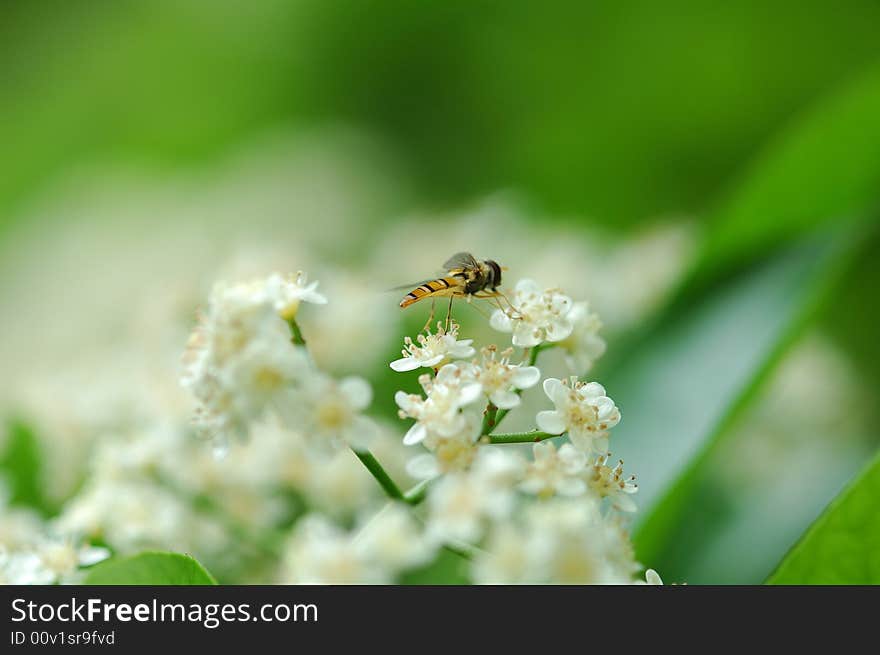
[
  {"left": 443, "top": 542, "right": 475, "bottom": 560},
  {"left": 287, "top": 318, "right": 306, "bottom": 346},
  {"left": 289, "top": 316, "right": 423, "bottom": 507},
  {"left": 487, "top": 430, "right": 557, "bottom": 444},
  {"left": 480, "top": 403, "right": 498, "bottom": 435},
  {"left": 403, "top": 479, "right": 430, "bottom": 505},
  {"left": 352, "top": 450, "right": 430, "bottom": 505},
  {"left": 353, "top": 449, "right": 406, "bottom": 501}
]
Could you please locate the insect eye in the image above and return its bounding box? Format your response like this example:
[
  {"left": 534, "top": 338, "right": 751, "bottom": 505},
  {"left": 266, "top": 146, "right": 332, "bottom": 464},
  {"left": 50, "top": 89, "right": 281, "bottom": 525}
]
[{"left": 487, "top": 260, "right": 502, "bottom": 287}]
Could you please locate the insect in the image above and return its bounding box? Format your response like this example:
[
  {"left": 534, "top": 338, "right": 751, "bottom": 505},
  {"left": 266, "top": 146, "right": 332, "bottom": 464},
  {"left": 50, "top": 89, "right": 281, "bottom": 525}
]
[{"left": 398, "top": 252, "right": 511, "bottom": 330}]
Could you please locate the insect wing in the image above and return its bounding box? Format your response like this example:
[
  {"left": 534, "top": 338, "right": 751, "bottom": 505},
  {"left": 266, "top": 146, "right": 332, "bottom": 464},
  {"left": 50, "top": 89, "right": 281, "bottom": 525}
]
[{"left": 443, "top": 251, "right": 479, "bottom": 272}]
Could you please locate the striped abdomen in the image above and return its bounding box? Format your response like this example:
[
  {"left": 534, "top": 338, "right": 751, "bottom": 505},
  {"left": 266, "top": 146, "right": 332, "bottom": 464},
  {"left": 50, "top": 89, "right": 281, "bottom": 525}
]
[{"left": 399, "top": 277, "right": 464, "bottom": 308}]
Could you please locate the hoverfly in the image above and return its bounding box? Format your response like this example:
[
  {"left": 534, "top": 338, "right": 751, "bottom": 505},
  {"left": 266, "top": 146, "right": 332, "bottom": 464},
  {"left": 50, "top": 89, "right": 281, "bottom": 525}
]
[{"left": 398, "top": 252, "right": 512, "bottom": 330}]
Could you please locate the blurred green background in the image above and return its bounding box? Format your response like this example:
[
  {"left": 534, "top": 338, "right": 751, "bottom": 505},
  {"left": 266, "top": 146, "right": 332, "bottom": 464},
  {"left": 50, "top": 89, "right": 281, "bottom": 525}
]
[
  {"left": 1, "top": 0, "right": 879, "bottom": 584},
  {"left": 3, "top": 0, "right": 880, "bottom": 230}
]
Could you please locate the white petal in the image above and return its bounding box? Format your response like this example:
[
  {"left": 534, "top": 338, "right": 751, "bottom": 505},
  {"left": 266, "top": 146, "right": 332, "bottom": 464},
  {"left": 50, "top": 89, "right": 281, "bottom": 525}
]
[
  {"left": 394, "top": 391, "right": 418, "bottom": 413},
  {"left": 645, "top": 569, "right": 663, "bottom": 585},
  {"left": 489, "top": 310, "right": 513, "bottom": 332},
  {"left": 614, "top": 494, "right": 638, "bottom": 513},
  {"left": 422, "top": 354, "right": 446, "bottom": 368},
  {"left": 512, "top": 322, "right": 541, "bottom": 348},
  {"left": 390, "top": 357, "right": 419, "bottom": 372},
  {"left": 490, "top": 390, "right": 521, "bottom": 410},
  {"left": 435, "top": 363, "right": 460, "bottom": 380},
  {"left": 435, "top": 413, "right": 468, "bottom": 438},
  {"left": 550, "top": 294, "right": 572, "bottom": 314},
  {"left": 544, "top": 318, "right": 573, "bottom": 342},
  {"left": 340, "top": 377, "right": 372, "bottom": 410},
  {"left": 78, "top": 546, "right": 111, "bottom": 567},
  {"left": 556, "top": 478, "right": 587, "bottom": 496},
  {"left": 542, "top": 378, "right": 563, "bottom": 402},
  {"left": 511, "top": 366, "right": 541, "bottom": 389},
  {"left": 515, "top": 279, "right": 542, "bottom": 295},
  {"left": 567, "top": 431, "right": 592, "bottom": 452},
  {"left": 403, "top": 423, "right": 428, "bottom": 445},
  {"left": 406, "top": 454, "right": 440, "bottom": 480},
  {"left": 302, "top": 289, "right": 328, "bottom": 305},
  {"left": 450, "top": 342, "right": 476, "bottom": 358},
  {"left": 458, "top": 383, "right": 484, "bottom": 406},
  {"left": 582, "top": 381, "right": 606, "bottom": 397},
  {"left": 532, "top": 441, "right": 555, "bottom": 460},
  {"left": 566, "top": 301, "right": 587, "bottom": 322},
  {"left": 558, "top": 443, "right": 587, "bottom": 469},
  {"left": 536, "top": 410, "right": 566, "bottom": 435}
]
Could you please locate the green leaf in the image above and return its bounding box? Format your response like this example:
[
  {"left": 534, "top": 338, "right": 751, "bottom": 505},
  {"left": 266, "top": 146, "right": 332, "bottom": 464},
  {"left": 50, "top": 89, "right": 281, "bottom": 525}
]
[
  {"left": 610, "top": 225, "right": 860, "bottom": 572},
  {"left": 767, "top": 451, "right": 880, "bottom": 584},
  {"left": 0, "top": 420, "right": 52, "bottom": 515},
  {"left": 399, "top": 548, "right": 471, "bottom": 585},
  {"left": 690, "top": 63, "right": 880, "bottom": 288},
  {"left": 601, "top": 65, "right": 880, "bottom": 580},
  {"left": 82, "top": 551, "right": 218, "bottom": 585}
]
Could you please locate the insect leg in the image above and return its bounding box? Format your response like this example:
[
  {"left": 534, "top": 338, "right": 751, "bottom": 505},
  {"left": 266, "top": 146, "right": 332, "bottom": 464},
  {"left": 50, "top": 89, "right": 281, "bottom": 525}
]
[
  {"left": 466, "top": 297, "right": 493, "bottom": 321},
  {"left": 496, "top": 290, "right": 522, "bottom": 318},
  {"left": 422, "top": 298, "right": 437, "bottom": 333},
  {"left": 472, "top": 290, "right": 505, "bottom": 310},
  {"left": 473, "top": 290, "right": 522, "bottom": 318},
  {"left": 445, "top": 295, "right": 455, "bottom": 331}
]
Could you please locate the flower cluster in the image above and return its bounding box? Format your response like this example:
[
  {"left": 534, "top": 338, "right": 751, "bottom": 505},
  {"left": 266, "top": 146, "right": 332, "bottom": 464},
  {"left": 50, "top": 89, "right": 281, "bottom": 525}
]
[
  {"left": 280, "top": 505, "right": 434, "bottom": 584},
  {"left": 390, "top": 322, "right": 475, "bottom": 372},
  {"left": 180, "top": 272, "right": 382, "bottom": 458},
  {"left": 0, "top": 508, "right": 109, "bottom": 586},
  {"left": 489, "top": 279, "right": 606, "bottom": 374},
  {"left": 537, "top": 378, "right": 621, "bottom": 454},
  {"left": 382, "top": 275, "right": 655, "bottom": 584},
  {"left": 180, "top": 275, "right": 318, "bottom": 453},
  {"left": 166, "top": 268, "right": 656, "bottom": 585}
]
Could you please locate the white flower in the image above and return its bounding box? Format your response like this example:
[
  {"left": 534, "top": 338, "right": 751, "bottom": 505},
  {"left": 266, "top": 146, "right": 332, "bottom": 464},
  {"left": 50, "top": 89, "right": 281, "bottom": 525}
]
[
  {"left": 406, "top": 424, "right": 481, "bottom": 478},
  {"left": 587, "top": 454, "right": 638, "bottom": 512},
  {"left": 644, "top": 569, "right": 663, "bottom": 585},
  {"left": 469, "top": 524, "right": 532, "bottom": 584},
  {"left": 536, "top": 377, "right": 621, "bottom": 454},
  {"left": 181, "top": 277, "right": 310, "bottom": 451},
  {"left": 281, "top": 510, "right": 434, "bottom": 584},
  {"left": 56, "top": 478, "right": 195, "bottom": 552},
  {"left": 559, "top": 301, "right": 607, "bottom": 374},
  {"left": 490, "top": 279, "right": 573, "bottom": 347},
  {"left": 354, "top": 503, "right": 435, "bottom": 572},
  {"left": 36, "top": 538, "right": 110, "bottom": 583},
  {"left": 395, "top": 363, "right": 483, "bottom": 446},
  {"left": 424, "top": 448, "right": 523, "bottom": 544},
  {"left": 424, "top": 474, "right": 495, "bottom": 544},
  {"left": 280, "top": 515, "right": 387, "bottom": 584},
  {"left": 468, "top": 346, "right": 541, "bottom": 409},
  {"left": 265, "top": 271, "right": 327, "bottom": 320},
  {"left": 299, "top": 448, "right": 384, "bottom": 516},
  {"left": 287, "top": 374, "right": 377, "bottom": 451},
  {"left": 0, "top": 538, "right": 110, "bottom": 585},
  {"left": 520, "top": 441, "right": 588, "bottom": 498},
  {"left": 473, "top": 497, "right": 639, "bottom": 584},
  {"left": 0, "top": 550, "right": 53, "bottom": 585},
  {"left": 390, "top": 322, "right": 475, "bottom": 372}
]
